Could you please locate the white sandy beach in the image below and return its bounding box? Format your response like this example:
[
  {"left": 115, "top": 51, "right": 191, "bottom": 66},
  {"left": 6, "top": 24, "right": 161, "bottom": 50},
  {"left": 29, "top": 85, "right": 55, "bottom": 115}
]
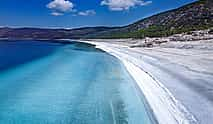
[{"left": 79, "top": 32, "right": 213, "bottom": 124}]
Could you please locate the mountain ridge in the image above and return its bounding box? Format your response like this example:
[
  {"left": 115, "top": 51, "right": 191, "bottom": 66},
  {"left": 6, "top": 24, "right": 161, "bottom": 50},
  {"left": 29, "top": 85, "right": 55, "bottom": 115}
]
[{"left": 0, "top": 0, "right": 212, "bottom": 39}]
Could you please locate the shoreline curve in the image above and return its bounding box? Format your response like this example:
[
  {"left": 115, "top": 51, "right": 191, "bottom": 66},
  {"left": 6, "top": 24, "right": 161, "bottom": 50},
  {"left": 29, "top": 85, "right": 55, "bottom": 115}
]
[{"left": 79, "top": 40, "right": 198, "bottom": 124}]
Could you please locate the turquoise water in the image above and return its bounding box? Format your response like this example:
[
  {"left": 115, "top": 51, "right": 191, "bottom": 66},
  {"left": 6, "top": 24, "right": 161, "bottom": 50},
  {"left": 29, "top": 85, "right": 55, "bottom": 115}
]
[{"left": 0, "top": 40, "right": 155, "bottom": 124}]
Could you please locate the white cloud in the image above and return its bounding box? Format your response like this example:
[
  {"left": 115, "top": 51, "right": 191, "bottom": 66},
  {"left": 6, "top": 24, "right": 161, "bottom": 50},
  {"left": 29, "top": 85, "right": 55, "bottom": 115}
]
[
  {"left": 101, "top": 0, "right": 152, "bottom": 11},
  {"left": 78, "top": 10, "right": 96, "bottom": 16},
  {"left": 51, "top": 12, "right": 64, "bottom": 16},
  {"left": 47, "top": 0, "right": 74, "bottom": 12}
]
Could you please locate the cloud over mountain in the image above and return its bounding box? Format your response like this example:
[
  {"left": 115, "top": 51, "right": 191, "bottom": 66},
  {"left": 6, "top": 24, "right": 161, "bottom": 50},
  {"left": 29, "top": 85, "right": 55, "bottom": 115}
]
[
  {"left": 78, "top": 10, "right": 96, "bottom": 16},
  {"left": 51, "top": 12, "right": 64, "bottom": 16},
  {"left": 47, "top": 0, "right": 74, "bottom": 12},
  {"left": 101, "top": 0, "right": 152, "bottom": 11},
  {"left": 46, "top": 0, "right": 152, "bottom": 16}
]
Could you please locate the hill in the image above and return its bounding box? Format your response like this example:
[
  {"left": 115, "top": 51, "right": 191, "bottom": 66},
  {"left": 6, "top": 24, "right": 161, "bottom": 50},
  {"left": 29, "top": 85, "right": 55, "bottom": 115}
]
[
  {"left": 0, "top": 0, "right": 212, "bottom": 39},
  {"left": 0, "top": 27, "right": 117, "bottom": 40},
  {"left": 92, "top": 0, "right": 213, "bottom": 38}
]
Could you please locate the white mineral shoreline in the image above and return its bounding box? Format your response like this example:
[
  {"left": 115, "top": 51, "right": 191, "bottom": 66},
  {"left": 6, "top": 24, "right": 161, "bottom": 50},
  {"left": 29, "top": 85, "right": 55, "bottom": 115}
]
[{"left": 79, "top": 40, "right": 199, "bottom": 124}]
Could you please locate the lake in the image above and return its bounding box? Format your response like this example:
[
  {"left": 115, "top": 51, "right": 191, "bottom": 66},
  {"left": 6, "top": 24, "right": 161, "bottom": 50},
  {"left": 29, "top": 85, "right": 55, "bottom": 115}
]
[{"left": 0, "top": 40, "right": 156, "bottom": 124}]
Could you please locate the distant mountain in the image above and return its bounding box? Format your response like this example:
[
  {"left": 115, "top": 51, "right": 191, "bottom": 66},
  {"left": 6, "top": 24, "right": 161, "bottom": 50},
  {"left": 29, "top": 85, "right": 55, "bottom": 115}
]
[
  {"left": 0, "top": 27, "right": 117, "bottom": 40},
  {"left": 92, "top": 0, "right": 213, "bottom": 38},
  {"left": 0, "top": 0, "right": 212, "bottom": 39}
]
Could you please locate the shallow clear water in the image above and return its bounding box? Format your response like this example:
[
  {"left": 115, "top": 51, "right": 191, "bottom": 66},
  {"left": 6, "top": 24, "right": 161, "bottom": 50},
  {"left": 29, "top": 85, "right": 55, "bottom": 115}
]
[{"left": 0, "top": 40, "right": 155, "bottom": 124}]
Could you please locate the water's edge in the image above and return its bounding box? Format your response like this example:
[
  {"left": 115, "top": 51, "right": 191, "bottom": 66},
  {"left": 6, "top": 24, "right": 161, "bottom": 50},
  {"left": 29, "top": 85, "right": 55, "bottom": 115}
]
[
  {"left": 79, "top": 40, "right": 198, "bottom": 124},
  {"left": 0, "top": 40, "right": 155, "bottom": 124},
  {"left": 76, "top": 40, "right": 159, "bottom": 124}
]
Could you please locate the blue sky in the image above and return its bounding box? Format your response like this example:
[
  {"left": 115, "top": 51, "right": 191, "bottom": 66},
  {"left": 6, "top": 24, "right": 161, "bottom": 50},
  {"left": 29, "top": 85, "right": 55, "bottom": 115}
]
[{"left": 0, "top": 0, "right": 196, "bottom": 28}]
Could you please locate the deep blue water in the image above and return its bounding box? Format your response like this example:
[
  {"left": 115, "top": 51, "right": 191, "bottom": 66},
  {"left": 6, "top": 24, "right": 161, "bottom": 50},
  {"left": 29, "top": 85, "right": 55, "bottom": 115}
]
[{"left": 0, "top": 40, "right": 155, "bottom": 124}]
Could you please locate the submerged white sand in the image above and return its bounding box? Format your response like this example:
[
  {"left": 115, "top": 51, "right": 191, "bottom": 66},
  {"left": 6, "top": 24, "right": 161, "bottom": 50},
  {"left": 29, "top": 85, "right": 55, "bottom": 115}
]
[
  {"left": 80, "top": 41, "right": 199, "bottom": 124},
  {"left": 79, "top": 36, "right": 213, "bottom": 124}
]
